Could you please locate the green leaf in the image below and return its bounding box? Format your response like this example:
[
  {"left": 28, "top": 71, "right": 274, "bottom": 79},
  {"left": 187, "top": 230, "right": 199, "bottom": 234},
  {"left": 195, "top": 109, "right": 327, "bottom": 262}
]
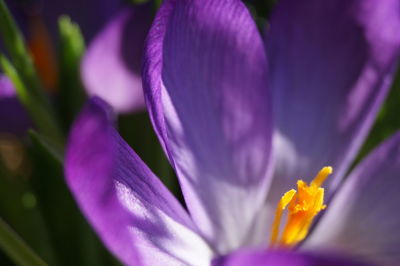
[
  {"left": 0, "top": 0, "right": 41, "bottom": 95},
  {"left": 0, "top": 55, "right": 64, "bottom": 147},
  {"left": 126, "top": 0, "right": 151, "bottom": 4},
  {"left": 58, "top": 16, "right": 86, "bottom": 128},
  {"left": 0, "top": 218, "right": 47, "bottom": 266},
  {"left": 28, "top": 130, "right": 64, "bottom": 163},
  {"left": 155, "top": 0, "right": 162, "bottom": 8},
  {"left": 356, "top": 67, "right": 400, "bottom": 166},
  {"left": 0, "top": 163, "right": 58, "bottom": 266},
  {"left": 0, "top": 0, "right": 64, "bottom": 145}
]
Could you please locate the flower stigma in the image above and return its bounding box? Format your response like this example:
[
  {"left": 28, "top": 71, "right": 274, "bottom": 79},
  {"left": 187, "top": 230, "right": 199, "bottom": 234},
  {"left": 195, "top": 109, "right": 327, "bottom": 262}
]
[{"left": 269, "top": 166, "right": 333, "bottom": 248}]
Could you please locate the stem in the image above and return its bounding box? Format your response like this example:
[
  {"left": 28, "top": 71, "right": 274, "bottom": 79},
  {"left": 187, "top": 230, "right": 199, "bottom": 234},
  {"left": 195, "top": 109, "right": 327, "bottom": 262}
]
[{"left": 0, "top": 218, "right": 47, "bottom": 266}]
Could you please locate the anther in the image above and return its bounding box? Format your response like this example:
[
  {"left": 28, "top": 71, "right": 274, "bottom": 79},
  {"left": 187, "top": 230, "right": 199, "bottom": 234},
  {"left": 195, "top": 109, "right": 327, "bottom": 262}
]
[{"left": 269, "top": 167, "right": 332, "bottom": 248}]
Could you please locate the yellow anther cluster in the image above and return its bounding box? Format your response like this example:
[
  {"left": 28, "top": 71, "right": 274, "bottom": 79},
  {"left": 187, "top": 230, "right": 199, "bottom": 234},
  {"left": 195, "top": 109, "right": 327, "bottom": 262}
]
[{"left": 269, "top": 167, "right": 332, "bottom": 248}]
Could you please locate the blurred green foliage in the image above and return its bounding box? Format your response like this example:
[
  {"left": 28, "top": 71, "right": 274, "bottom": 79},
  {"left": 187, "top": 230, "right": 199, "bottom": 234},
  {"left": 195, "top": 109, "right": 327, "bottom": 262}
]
[
  {"left": 57, "top": 16, "right": 86, "bottom": 130},
  {"left": 357, "top": 68, "right": 400, "bottom": 160},
  {"left": 0, "top": 218, "right": 47, "bottom": 266},
  {"left": 0, "top": 0, "right": 64, "bottom": 146}
]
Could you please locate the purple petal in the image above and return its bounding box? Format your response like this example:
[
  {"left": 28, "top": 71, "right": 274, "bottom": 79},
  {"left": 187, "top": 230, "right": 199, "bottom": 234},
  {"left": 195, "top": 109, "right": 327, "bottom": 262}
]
[
  {"left": 266, "top": 0, "right": 400, "bottom": 206},
  {"left": 65, "top": 98, "right": 212, "bottom": 265},
  {"left": 0, "top": 75, "right": 30, "bottom": 136},
  {"left": 143, "top": 0, "right": 272, "bottom": 252},
  {"left": 212, "top": 249, "right": 368, "bottom": 266},
  {"left": 304, "top": 132, "right": 400, "bottom": 265},
  {"left": 82, "top": 5, "right": 153, "bottom": 113}
]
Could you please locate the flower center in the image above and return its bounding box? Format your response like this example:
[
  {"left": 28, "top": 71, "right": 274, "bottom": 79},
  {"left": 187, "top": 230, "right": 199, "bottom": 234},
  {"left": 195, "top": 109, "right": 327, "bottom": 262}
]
[{"left": 269, "top": 166, "right": 332, "bottom": 248}]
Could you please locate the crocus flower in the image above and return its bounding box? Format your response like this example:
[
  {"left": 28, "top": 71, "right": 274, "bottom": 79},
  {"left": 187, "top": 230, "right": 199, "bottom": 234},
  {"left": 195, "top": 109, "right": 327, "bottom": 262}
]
[
  {"left": 81, "top": 2, "right": 154, "bottom": 113},
  {"left": 65, "top": 0, "right": 400, "bottom": 265}
]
